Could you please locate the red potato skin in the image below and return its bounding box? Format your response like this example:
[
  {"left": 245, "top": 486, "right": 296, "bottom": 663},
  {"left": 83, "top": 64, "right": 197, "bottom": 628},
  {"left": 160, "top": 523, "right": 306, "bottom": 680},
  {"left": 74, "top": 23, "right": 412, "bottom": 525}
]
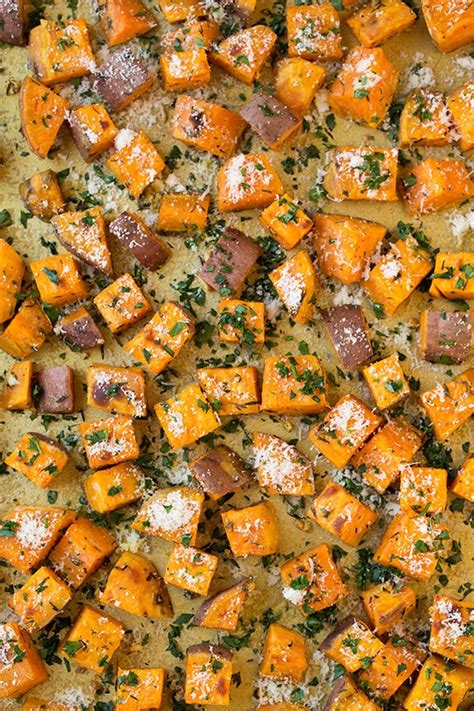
[
  {"left": 109, "top": 211, "right": 170, "bottom": 270},
  {"left": 320, "top": 305, "right": 373, "bottom": 369},
  {"left": 58, "top": 308, "right": 105, "bottom": 351},
  {"left": 35, "top": 366, "right": 75, "bottom": 414},
  {"left": 240, "top": 94, "right": 301, "bottom": 148},
  {"left": 420, "top": 310, "right": 472, "bottom": 364},
  {"left": 0, "top": 0, "right": 26, "bottom": 45},
  {"left": 189, "top": 445, "right": 254, "bottom": 499},
  {"left": 199, "top": 228, "right": 262, "bottom": 295},
  {"left": 92, "top": 47, "right": 154, "bottom": 112}
]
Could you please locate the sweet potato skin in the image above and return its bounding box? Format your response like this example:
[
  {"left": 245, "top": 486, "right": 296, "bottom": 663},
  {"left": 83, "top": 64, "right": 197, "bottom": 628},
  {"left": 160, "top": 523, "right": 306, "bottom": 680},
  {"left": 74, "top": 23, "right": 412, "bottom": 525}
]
[
  {"left": 35, "top": 365, "right": 75, "bottom": 414},
  {"left": 58, "top": 306, "right": 104, "bottom": 351},
  {"left": 0, "top": 0, "right": 27, "bottom": 46},
  {"left": 189, "top": 445, "right": 253, "bottom": 500},
  {"left": 240, "top": 94, "right": 301, "bottom": 149},
  {"left": 199, "top": 228, "right": 262, "bottom": 296},
  {"left": 419, "top": 310, "right": 472, "bottom": 364},
  {"left": 193, "top": 579, "right": 254, "bottom": 630},
  {"left": 321, "top": 305, "right": 373, "bottom": 369},
  {"left": 92, "top": 47, "right": 154, "bottom": 112},
  {"left": 109, "top": 211, "right": 170, "bottom": 270}
]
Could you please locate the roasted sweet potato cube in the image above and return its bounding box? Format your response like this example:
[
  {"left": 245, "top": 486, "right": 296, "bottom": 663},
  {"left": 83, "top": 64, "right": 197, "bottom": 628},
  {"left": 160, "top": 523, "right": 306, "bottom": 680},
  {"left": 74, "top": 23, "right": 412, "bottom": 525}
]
[
  {"left": 374, "top": 512, "right": 448, "bottom": 580},
  {"left": 451, "top": 456, "right": 474, "bottom": 502},
  {"left": 253, "top": 431, "right": 314, "bottom": 496},
  {"left": 0, "top": 622, "right": 48, "bottom": 698},
  {"left": 36, "top": 365, "right": 75, "bottom": 414},
  {"left": 106, "top": 129, "right": 164, "bottom": 198},
  {"left": 156, "top": 194, "right": 210, "bottom": 232},
  {"left": 448, "top": 82, "right": 474, "bottom": 151},
  {"left": 193, "top": 579, "right": 254, "bottom": 631},
  {"left": 328, "top": 47, "right": 398, "bottom": 127},
  {"left": 210, "top": 25, "right": 276, "bottom": 84},
  {"left": 161, "top": 48, "right": 210, "bottom": 91},
  {"left": 352, "top": 418, "right": 423, "bottom": 494},
  {"left": 420, "top": 368, "right": 474, "bottom": 440},
  {"left": 189, "top": 445, "right": 253, "bottom": 500},
  {"left": 222, "top": 501, "right": 279, "bottom": 557},
  {"left": 0, "top": 0, "right": 26, "bottom": 45},
  {"left": 116, "top": 667, "right": 166, "bottom": 709},
  {"left": 400, "top": 466, "right": 448, "bottom": 514},
  {"left": 323, "top": 675, "right": 380, "bottom": 711},
  {"left": 324, "top": 146, "right": 399, "bottom": 201},
  {"left": 261, "top": 624, "right": 308, "bottom": 681},
  {"left": 49, "top": 516, "right": 116, "bottom": 588},
  {"left": 421, "top": 0, "right": 474, "bottom": 52},
  {"left": 240, "top": 94, "right": 301, "bottom": 149},
  {"left": 79, "top": 415, "right": 140, "bottom": 468},
  {"left": 419, "top": 310, "right": 472, "bottom": 364},
  {"left": 92, "top": 47, "right": 154, "bottom": 112},
  {"left": 161, "top": 20, "right": 219, "bottom": 53},
  {"left": 29, "top": 19, "right": 95, "bottom": 86},
  {"left": 172, "top": 95, "right": 246, "bottom": 159},
  {"left": 287, "top": 4, "right": 342, "bottom": 61},
  {"left": 430, "top": 596, "right": 474, "bottom": 667},
  {"left": 60, "top": 604, "right": 124, "bottom": 673},
  {"left": 217, "top": 152, "right": 283, "bottom": 211},
  {"left": 308, "top": 482, "right": 378, "bottom": 546},
  {"left": 399, "top": 90, "right": 451, "bottom": 147},
  {"left": 99, "top": 551, "right": 172, "bottom": 618},
  {"left": 218, "top": 299, "right": 265, "bottom": 345},
  {"left": 3, "top": 360, "right": 33, "bottom": 410},
  {"left": 262, "top": 355, "right": 327, "bottom": 415},
  {"left": 159, "top": 0, "right": 204, "bottom": 23},
  {"left": 87, "top": 364, "right": 146, "bottom": 417},
  {"left": 403, "top": 159, "right": 474, "bottom": 215},
  {"left": 260, "top": 194, "right": 313, "bottom": 250},
  {"left": 0, "top": 240, "right": 24, "bottom": 325},
  {"left": 363, "top": 235, "right": 433, "bottom": 316},
  {"left": 19, "top": 169, "right": 65, "bottom": 219},
  {"left": 274, "top": 57, "right": 326, "bottom": 118},
  {"left": 363, "top": 353, "right": 410, "bottom": 410},
  {"left": 185, "top": 643, "right": 233, "bottom": 706},
  {"left": 196, "top": 365, "right": 260, "bottom": 416},
  {"left": 68, "top": 103, "right": 118, "bottom": 161},
  {"left": 199, "top": 228, "right": 262, "bottom": 296},
  {"left": 31, "top": 253, "right": 88, "bottom": 307},
  {"left": 363, "top": 582, "right": 416, "bottom": 635},
  {"left": 133, "top": 485, "right": 204, "bottom": 545},
  {"left": 165, "top": 543, "right": 218, "bottom": 595},
  {"left": 5, "top": 433, "right": 68, "bottom": 488},
  {"left": 348, "top": 0, "right": 416, "bottom": 47},
  {"left": 154, "top": 383, "right": 220, "bottom": 449},
  {"left": 270, "top": 250, "right": 317, "bottom": 324},
  {"left": 321, "top": 305, "right": 373, "bottom": 370},
  {"left": 94, "top": 273, "right": 151, "bottom": 333},
  {"left": 58, "top": 306, "right": 104, "bottom": 351},
  {"left": 320, "top": 616, "right": 384, "bottom": 673},
  {"left": 101, "top": 0, "right": 157, "bottom": 46},
  {"left": 280, "top": 543, "right": 347, "bottom": 613},
  {"left": 430, "top": 252, "right": 474, "bottom": 301},
  {"left": 19, "top": 77, "right": 69, "bottom": 159},
  {"left": 84, "top": 462, "right": 143, "bottom": 514},
  {"left": 9, "top": 566, "right": 72, "bottom": 632},
  {"left": 359, "top": 637, "right": 422, "bottom": 699},
  {"left": 109, "top": 211, "right": 169, "bottom": 270},
  {"left": 404, "top": 655, "right": 474, "bottom": 711}
]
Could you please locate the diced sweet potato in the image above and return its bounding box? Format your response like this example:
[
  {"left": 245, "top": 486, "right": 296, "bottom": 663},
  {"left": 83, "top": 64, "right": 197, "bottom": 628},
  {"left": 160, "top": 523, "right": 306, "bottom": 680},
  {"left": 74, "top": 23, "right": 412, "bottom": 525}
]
[
  {"left": 189, "top": 445, "right": 253, "bottom": 500},
  {"left": 84, "top": 461, "right": 143, "bottom": 514},
  {"left": 116, "top": 668, "right": 166, "bottom": 709},
  {"left": 87, "top": 364, "right": 146, "bottom": 417},
  {"left": 161, "top": 20, "right": 219, "bottom": 53},
  {"left": 19, "top": 77, "right": 69, "bottom": 159},
  {"left": 101, "top": 0, "right": 157, "bottom": 46},
  {"left": 156, "top": 193, "right": 210, "bottom": 233},
  {"left": 161, "top": 48, "right": 211, "bottom": 91},
  {"left": 68, "top": 103, "right": 118, "bottom": 161},
  {"left": 404, "top": 655, "right": 474, "bottom": 711},
  {"left": 287, "top": 4, "right": 342, "bottom": 61},
  {"left": 3, "top": 360, "right": 33, "bottom": 410},
  {"left": 324, "top": 146, "right": 399, "bottom": 201},
  {"left": 94, "top": 272, "right": 151, "bottom": 333},
  {"left": 106, "top": 129, "right": 165, "bottom": 198},
  {"left": 419, "top": 310, "right": 472, "bottom": 364},
  {"left": 270, "top": 250, "right": 317, "bottom": 324},
  {"left": 29, "top": 19, "right": 95, "bottom": 86},
  {"left": 261, "top": 624, "right": 308, "bottom": 682},
  {"left": 421, "top": 0, "right": 474, "bottom": 52},
  {"left": 196, "top": 365, "right": 260, "bottom": 415},
  {"left": 399, "top": 90, "right": 451, "bottom": 146},
  {"left": 164, "top": 542, "right": 218, "bottom": 595},
  {"left": 0, "top": 239, "right": 24, "bottom": 324},
  {"left": 308, "top": 482, "right": 378, "bottom": 546},
  {"left": 79, "top": 415, "right": 139, "bottom": 469},
  {"left": 158, "top": 0, "right": 204, "bottom": 23},
  {"left": 420, "top": 368, "right": 474, "bottom": 440},
  {"left": 19, "top": 170, "right": 65, "bottom": 219},
  {"left": 31, "top": 253, "right": 88, "bottom": 307},
  {"left": 0, "top": 0, "right": 26, "bottom": 46},
  {"left": 323, "top": 675, "right": 380, "bottom": 711},
  {"left": 240, "top": 94, "right": 301, "bottom": 149},
  {"left": 35, "top": 365, "right": 75, "bottom": 414},
  {"left": 319, "top": 616, "right": 384, "bottom": 672},
  {"left": 262, "top": 354, "right": 327, "bottom": 415},
  {"left": 448, "top": 82, "right": 474, "bottom": 151},
  {"left": 199, "top": 228, "right": 262, "bottom": 296},
  {"left": 0, "top": 622, "right": 48, "bottom": 698},
  {"left": 253, "top": 431, "right": 314, "bottom": 496},
  {"left": 403, "top": 158, "right": 474, "bottom": 215},
  {"left": 109, "top": 211, "right": 170, "bottom": 269},
  {"left": 399, "top": 466, "right": 448, "bottom": 514},
  {"left": 218, "top": 299, "right": 265, "bottom": 345},
  {"left": 217, "top": 152, "right": 283, "bottom": 211},
  {"left": 184, "top": 643, "right": 233, "bottom": 706},
  {"left": 347, "top": 0, "right": 416, "bottom": 47},
  {"left": 260, "top": 194, "right": 313, "bottom": 250},
  {"left": 172, "top": 95, "right": 246, "bottom": 159},
  {"left": 222, "top": 501, "right": 279, "bottom": 557},
  {"left": 359, "top": 637, "right": 422, "bottom": 699},
  {"left": 5, "top": 432, "right": 68, "bottom": 488},
  {"left": 154, "top": 383, "right": 220, "bottom": 449},
  {"left": 274, "top": 57, "right": 326, "bottom": 118},
  {"left": 451, "top": 456, "right": 474, "bottom": 502},
  {"left": 92, "top": 47, "right": 154, "bottom": 112},
  {"left": 99, "top": 551, "right": 172, "bottom": 617},
  {"left": 363, "top": 353, "right": 410, "bottom": 410},
  {"left": 60, "top": 604, "right": 124, "bottom": 673},
  {"left": 193, "top": 579, "right": 254, "bottom": 631},
  {"left": 429, "top": 596, "right": 474, "bottom": 667},
  {"left": 429, "top": 252, "right": 474, "bottom": 301},
  {"left": 321, "top": 305, "right": 373, "bottom": 370},
  {"left": 210, "top": 25, "right": 277, "bottom": 85},
  {"left": 58, "top": 306, "right": 104, "bottom": 351},
  {"left": 9, "top": 566, "right": 72, "bottom": 632},
  {"left": 363, "top": 582, "right": 416, "bottom": 635},
  {"left": 133, "top": 485, "right": 204, "bottom": 545},
  {"left": 0, "top": 299, "right": 52, "bottom": 359}
]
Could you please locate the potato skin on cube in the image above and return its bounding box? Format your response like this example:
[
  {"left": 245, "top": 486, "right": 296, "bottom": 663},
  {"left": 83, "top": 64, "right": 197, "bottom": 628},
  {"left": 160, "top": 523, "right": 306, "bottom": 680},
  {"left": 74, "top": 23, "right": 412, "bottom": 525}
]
[
  {"left": 189, "top": 445, "right": 253, "bottom": 500},
  {"left": 0, "top": 0, "right": 27, "bottom": 46},
  {"left": 109, "top": 211, "right": 170, "bottom": 269},
  {"left": 321, "top": 305, "right": 373, "bottom": 369},
  {"left": 58, "top": 306, "right": 104, "bottom": 351},
  {"left": 199, "top": 228, "right": 262, "bottom": 296},
  {"left": 193, "top": 578, "right": 254, "bottom": 631},
  {"left": 92, "top": 47, "right": 154, "bottom": 112},
  {"left": 35, "top": 364, "right": 75, "bottom": 414},
  {"left": 419, "top": 310, "right": 472, "bottom": 364},
  {"left": 240, "top": 94, "right": 301, "bottom": 149},
  {"left": 222, "top": 501, "right": 279, "bottom": 557}
]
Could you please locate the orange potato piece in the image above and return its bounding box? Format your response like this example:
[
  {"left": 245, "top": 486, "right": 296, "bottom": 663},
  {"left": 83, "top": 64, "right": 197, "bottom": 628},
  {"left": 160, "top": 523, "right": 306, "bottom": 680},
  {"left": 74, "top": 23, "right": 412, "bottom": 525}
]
[
  {"left": 420, "top": 368, "right": 474, "bottom": 440},
  {"left": 5, "top": 432, "right": 68, "bottom": 488},
  {"left": 399, "top": 90, "right": 452, "bottom": 146},
  {"left": 164, "top": 543, "right": 218, "bottom": 595},
  {"left": 260, "top": 624, "right": 308, "bottom": 682},
  {"left": 101, "top": 0, "right": 157, "bottom": 46},
  {"left": 429, "top": 252, "right": 474, "bottom": 300},
  {"left": 158, "top": 0, "right": 204, "bottom": 23},
  {"left": 287, "top": 4, "right": 342, "bottom": 61},
  {"left": 325, "top": 146, "right": 398, "bottom": 201},
  {"left": 161, "top": 48, "right": 210, "bottom": 91},
  {"left": 403, "top": 158, "right": 474, "bottom": 215},
  {"left": 19, "top": 77, "right": 69, "bottom": 158},
  {"left": 308, "top": 482, "right": 378, "bottom": 547},
  {"left": 400, "top": 466, "right": 448, "bottom": 514},
  {"left": 218, "top": 299, "right": 265, "bottom": 345},
  {"left": 193, "top": 579, "right": 254, "bottom": 631},
  {"left": 79, "top": 415, "right": 140, "bottom": 469},
  {"left": 84, "top": 462, "right": 143, "bottom": 514},
  {"left": 323, "top": 675, "right": 381, "bottom": 711},
  {"left": 19, "top": 169, "right": 65, "bottom": 220},
  {"left": 449, "top": 82, "right": 474, "bottom": 151},
  {"left": 51, "top": 206, "right": 113, "bottom": 275},
  {"left": 451, "top": 456, "right": 474, "bottom": 502},
  {"left": 157, "top": 193, "right": 210, "bottom": 232},
  {"left": 359, "top": 638, "right": 422, "bottom": 699},
  {"left": 116, "top": 667, "right": 166, "bottom": 710},
  {"left": 196, "top": 365, "right": 260, "bottom": 416},
  {"left": 29, "top": 19, "right": 95, "bottom": 86},
  {"left": 210, "top": 25, "right": 277, "bottom": 85},
  {"left": 60, "top": 604, "right": 124, "bottom": 673},
  {"left": 68, "top": 103, "right": 118, "bottom": 161},
  {"left": 404, "top": 655, "right": 474, "bottom": 711},
  {"left": 217, "top": 152, "right": 283, "bottom": 212},
  {"left": 222, "top": 501, "right": 279, "bottom": 557},
  {"left": 363, "top": 353, "right": 410, "bottom": 410},
  {"left": 261, "top": 354, "right": 327, "bottom": 415},
  {"left": 274, "top": 57, "right": 326, "bottom": 118},
  {"left": 260, "top": 194, "right": 313, "bottom": 250},
  {"left": 106, "top": 129, "right": 165, "bottom": 198},
  {"left": 270, "top": 250, "right": 317, "bottom": 324},
  {"left": 0, "top": 238, "right": 24, "bottom": 323},
  {"left": 162, "top": 20, "right": 219, "bottom": 53},
  {"left": 320, "top": 616, "right": 384, "bottom": 673},
  {"left": 363, "top": 582, "right": 416, "bottom": 635},
  {"left": 9, "top": 566, "right": 72, "bottom": 632},
  {"left": 421, "top": 0, "right": 474, "bottom": 52},
  {"left": 253, "top": 431, "right": 314, "bottom": 496},
  {"left": 429, "top": 596, "right": 474, "bottom": 667},
  {"left": 0, "top": 622, "right": 48, "bottom": 698},
  {"left": 31, "top": 253, "right": 88, "bottom": 307},
  {"left": 94, "top": 273, "right": 151, "bottom": 334},
  {"left": 86, "top": 364, "right": 146, "bottom": 418},
  {"left": 347, "top": 0, "right": 416, "bottom": 46},
  {"left": 3, "top": 360, "right": 33, "bottom": 410},
  {"left": 184, "top": 643, "right": 233, "bottom": 706},
  {"left": 133, "top": 485, "right": 204, "bottom": 545},
  {"left": 154, "top": 383, "right": 220, "bottom": 449}
]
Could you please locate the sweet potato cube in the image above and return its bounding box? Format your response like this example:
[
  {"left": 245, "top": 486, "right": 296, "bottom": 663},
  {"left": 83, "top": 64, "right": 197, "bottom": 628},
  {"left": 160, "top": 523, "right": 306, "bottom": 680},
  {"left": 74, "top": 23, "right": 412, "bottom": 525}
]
[
  {"left": 31, "top": 253, "right": 88, "bottom": 307},
  {"left": 184, "top": 643, "right": 233, "bottom": 706},
  {"left": 68, "top": 103, "right": 118, "bottom": 161},
  {"left": 60, "top": 604, "right": 124, "bottom": 673},
  {"left": 189, "top": 445, "right": 253, "bottom": 500},
  {"left": 321, "top": 305, "right": 373, "bottom": 370},
  {"left": 0, "top": 238, "right": 24, "bottom": 324},
  {"left": 429, "top": 596, "right": 474, "bottom": 667},
  {"left": 0, "top": 622, "right": 48, "bottom": 698},
  {"left": 419, "top": 310, "right": 472, "bottom": 364},
  {"left": 199, "top": 228, "right": 262, "bottom": 296},
  {"left": 260, "top": 194, "right": 313, "bottom": 250},
  {"left": 49, "top": 516, "right": 116, "bottom": 588},
  {"left": 3, "top": 360, "right": 33, "bottom": 410},
  {"left": 94, "top": 273, "right": 151, "bottom": 333},
  {"left": 196, "top": 365, "right": 260, "bottom": 416},
  {"left": 400, "top": 466, "right": 448, "bottom": 514},
  {"left": 79, "top": 415, "right": 139, "bottom": 469},
  {"left": 29, "top": 19, "right": 95, "bottom": 86},
  {"left": 165, "top": 543, "right": 218, "bottom": 595},
  {"left": 193, "top": 579, "right": 254, "bottom": 631},
  {"left": 363, "top": 235, "right": 433, "bottom": 316},
  {"left": 403, "top": 158, "right": 474, "bottom": 215},
  {"left": 92, "top": 47, "right": 154, "bottom": 112},
  {"left": 156, "top": 194, "right": 210, "bottom": 233},
  {"left": 19, "top": 169, "right": 65, "bottom": 219},
  {"left": 421, "top": 0, "right": 474, "bottom": 52},
  {"left": 309, "top": 394, "right": 382, "bottom": 468},
  {"left": 240, "top": 94, "right": 301, "bottom": 149},
  {"left": 58, "top": 306, "right": 104, "bottom": 351},
  {"left": 359, "top": 638, "right": 422, "bottom": 699},
  {"left": 274, "top": 57, "right": 326, "bottom": 118},
  {"left": 404, "top": 655, "right": 474, "bottom": 711},
  {"left": 260, "top": 624, "right": 308, "bottom": 681},
  {"left": 162, "top": 20, "right": 219, "bottom": 53},
  {"left": 222, "top": 501, "right": 279, "bottom": 557},
  {"left": 161, "top": 48, "right": 210, "bottom": 91},
  {"left": 116, "top": 667, "right": 166, "bottom": 709},
  {"left": 159, "top": 0, "right": 204, "bottom": 23},
  {"left": 328, "top": 46, "right": 398, "bottom": 127},
  {"left": 0, "top": 0, "right": 26, "bottom": 46},
  {"left": 323, "top": 675, "right": 380, "bottom": 711},
  {"left": 210, "top": 25, "right": 277, "bottom": 84},
  {"left": 308, "top": 482, "right": 378, "bottom": 546},
  {"left": 101, "top": 0, "right": 157, "bottom": 46},
  {"left": 363, "top": 582, "right": 416, "bottom": 635},
  {"left": 287, "top": 4, "right": 342, "bottom": 61},
  {"left": 218, "top": 299, "right": 265, "bottom": 345},
  {"left": 106, "top": 129, "right": 164, "bottom": 198},
  {"left": 420, "top": 368, "right": 474, "bottom": 440},
  {"left": 5, "top": 433, "right": 68, "bottom": 488},
  {"left": 217, "top": 152, "right": 283, "bottom": 211},
  {"left": 374, "top": 512, "right": 448, "bottom": 580},
  {"left": 449, "top": 82, "right": 474, "bottom": 152},
  {"left": 253, "top": 431, "right": 314, "bottom": 496},
  {"left": 352, "top": 418, "right": 423, "bottom": 494},
  {"left": 399, "top": 90, "right": 451, "bottom": 147},
  {"left": 324, "top": 146, "right": 398, "bottom": 201},
  {"left": 262, "top": 355, "right": 327, "bottom": 415},
  {"left": 363, "top": 353, "right": 410, "bottom": 410},
  {"left": 319, "top": 616, "right": 384, "bottom": 673},
  {"left": 280, "top": 543, "right": 347, "bottom": 613},
  {"left": 9, "top": 566, "right": 72, "bottom": 632},
  {"left": 35, "top": 365, "right": 75, "bottom": 414},
  {"left": 87, "top": 364, "right": 146, "bottom": 417},
  {"left": 451, "top": 456, "right": 474, "bottom": 502},
  {"left": 172, "top": 95, "right": 246, "bottom": 159},
  {"left": 155, "top": 383, "right": 220, "bottom": 449},
  {"left": 109, "top": 211, "right": 170, "bottom": 269},
  {"left": 100, "top": 551, "right": 172, "bottom": 618},
  {"left": 133, "top": 485, "right": 204, "bottom": 545},
  {"left": 347, "top": 0, "right": 416, "bottom": 46},
  {"left": 84, "top": 462, "right": 143, "bottom": 514},
  {"left": 270, "top": 250, "right": 317, "bottom": 324},
  {"left": 430, "top": 252, "right": 474, "bottom": 301},
  {"left": 19, "top": 77, "right": 69, "bottom": 159}
]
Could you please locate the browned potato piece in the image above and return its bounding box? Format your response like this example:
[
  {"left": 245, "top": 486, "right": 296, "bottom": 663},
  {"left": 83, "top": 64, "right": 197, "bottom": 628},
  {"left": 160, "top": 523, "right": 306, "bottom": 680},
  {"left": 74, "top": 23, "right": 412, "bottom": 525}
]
[
  {"left": 92, "top": 47, "right": 154, "bottom": 112},
  {"left": 109, "top": 211, "right": 170, "bottom": 270},
  {"left": 19, "top": 170, "right": 65, "bottom": 220},
  {"left": 419, "top": 310, "right": 472, "bottom": 364},
  {"left": 58, "top": 307, "right": 105, "bottom": 351},
  {"left": 189, "top": 445, "right": 254, "bottom": 500},
  {"left": 320, "top": 305, "right": 373, "bottom": 369},
  {"left": 193, "top": 578, "right": 255, "bottom": 630},
  {"left": 0, "top": 0, "right": 26, "bottom": 45},
  {"left": 35, "top": 365, "right": 75, "bottom": 414},
  {"left": 240, "top": 94, "right": 301, "bottom": 149},
  {"left": 199, "top": 228, "right": 262, "bottom": 296}
]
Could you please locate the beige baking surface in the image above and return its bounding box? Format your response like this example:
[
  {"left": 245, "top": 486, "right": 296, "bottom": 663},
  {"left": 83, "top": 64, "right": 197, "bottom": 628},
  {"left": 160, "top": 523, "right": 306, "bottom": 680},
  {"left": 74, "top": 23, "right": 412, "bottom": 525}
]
[{"left": 0, "top": 0, "right": 473, "bottom": 708}]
